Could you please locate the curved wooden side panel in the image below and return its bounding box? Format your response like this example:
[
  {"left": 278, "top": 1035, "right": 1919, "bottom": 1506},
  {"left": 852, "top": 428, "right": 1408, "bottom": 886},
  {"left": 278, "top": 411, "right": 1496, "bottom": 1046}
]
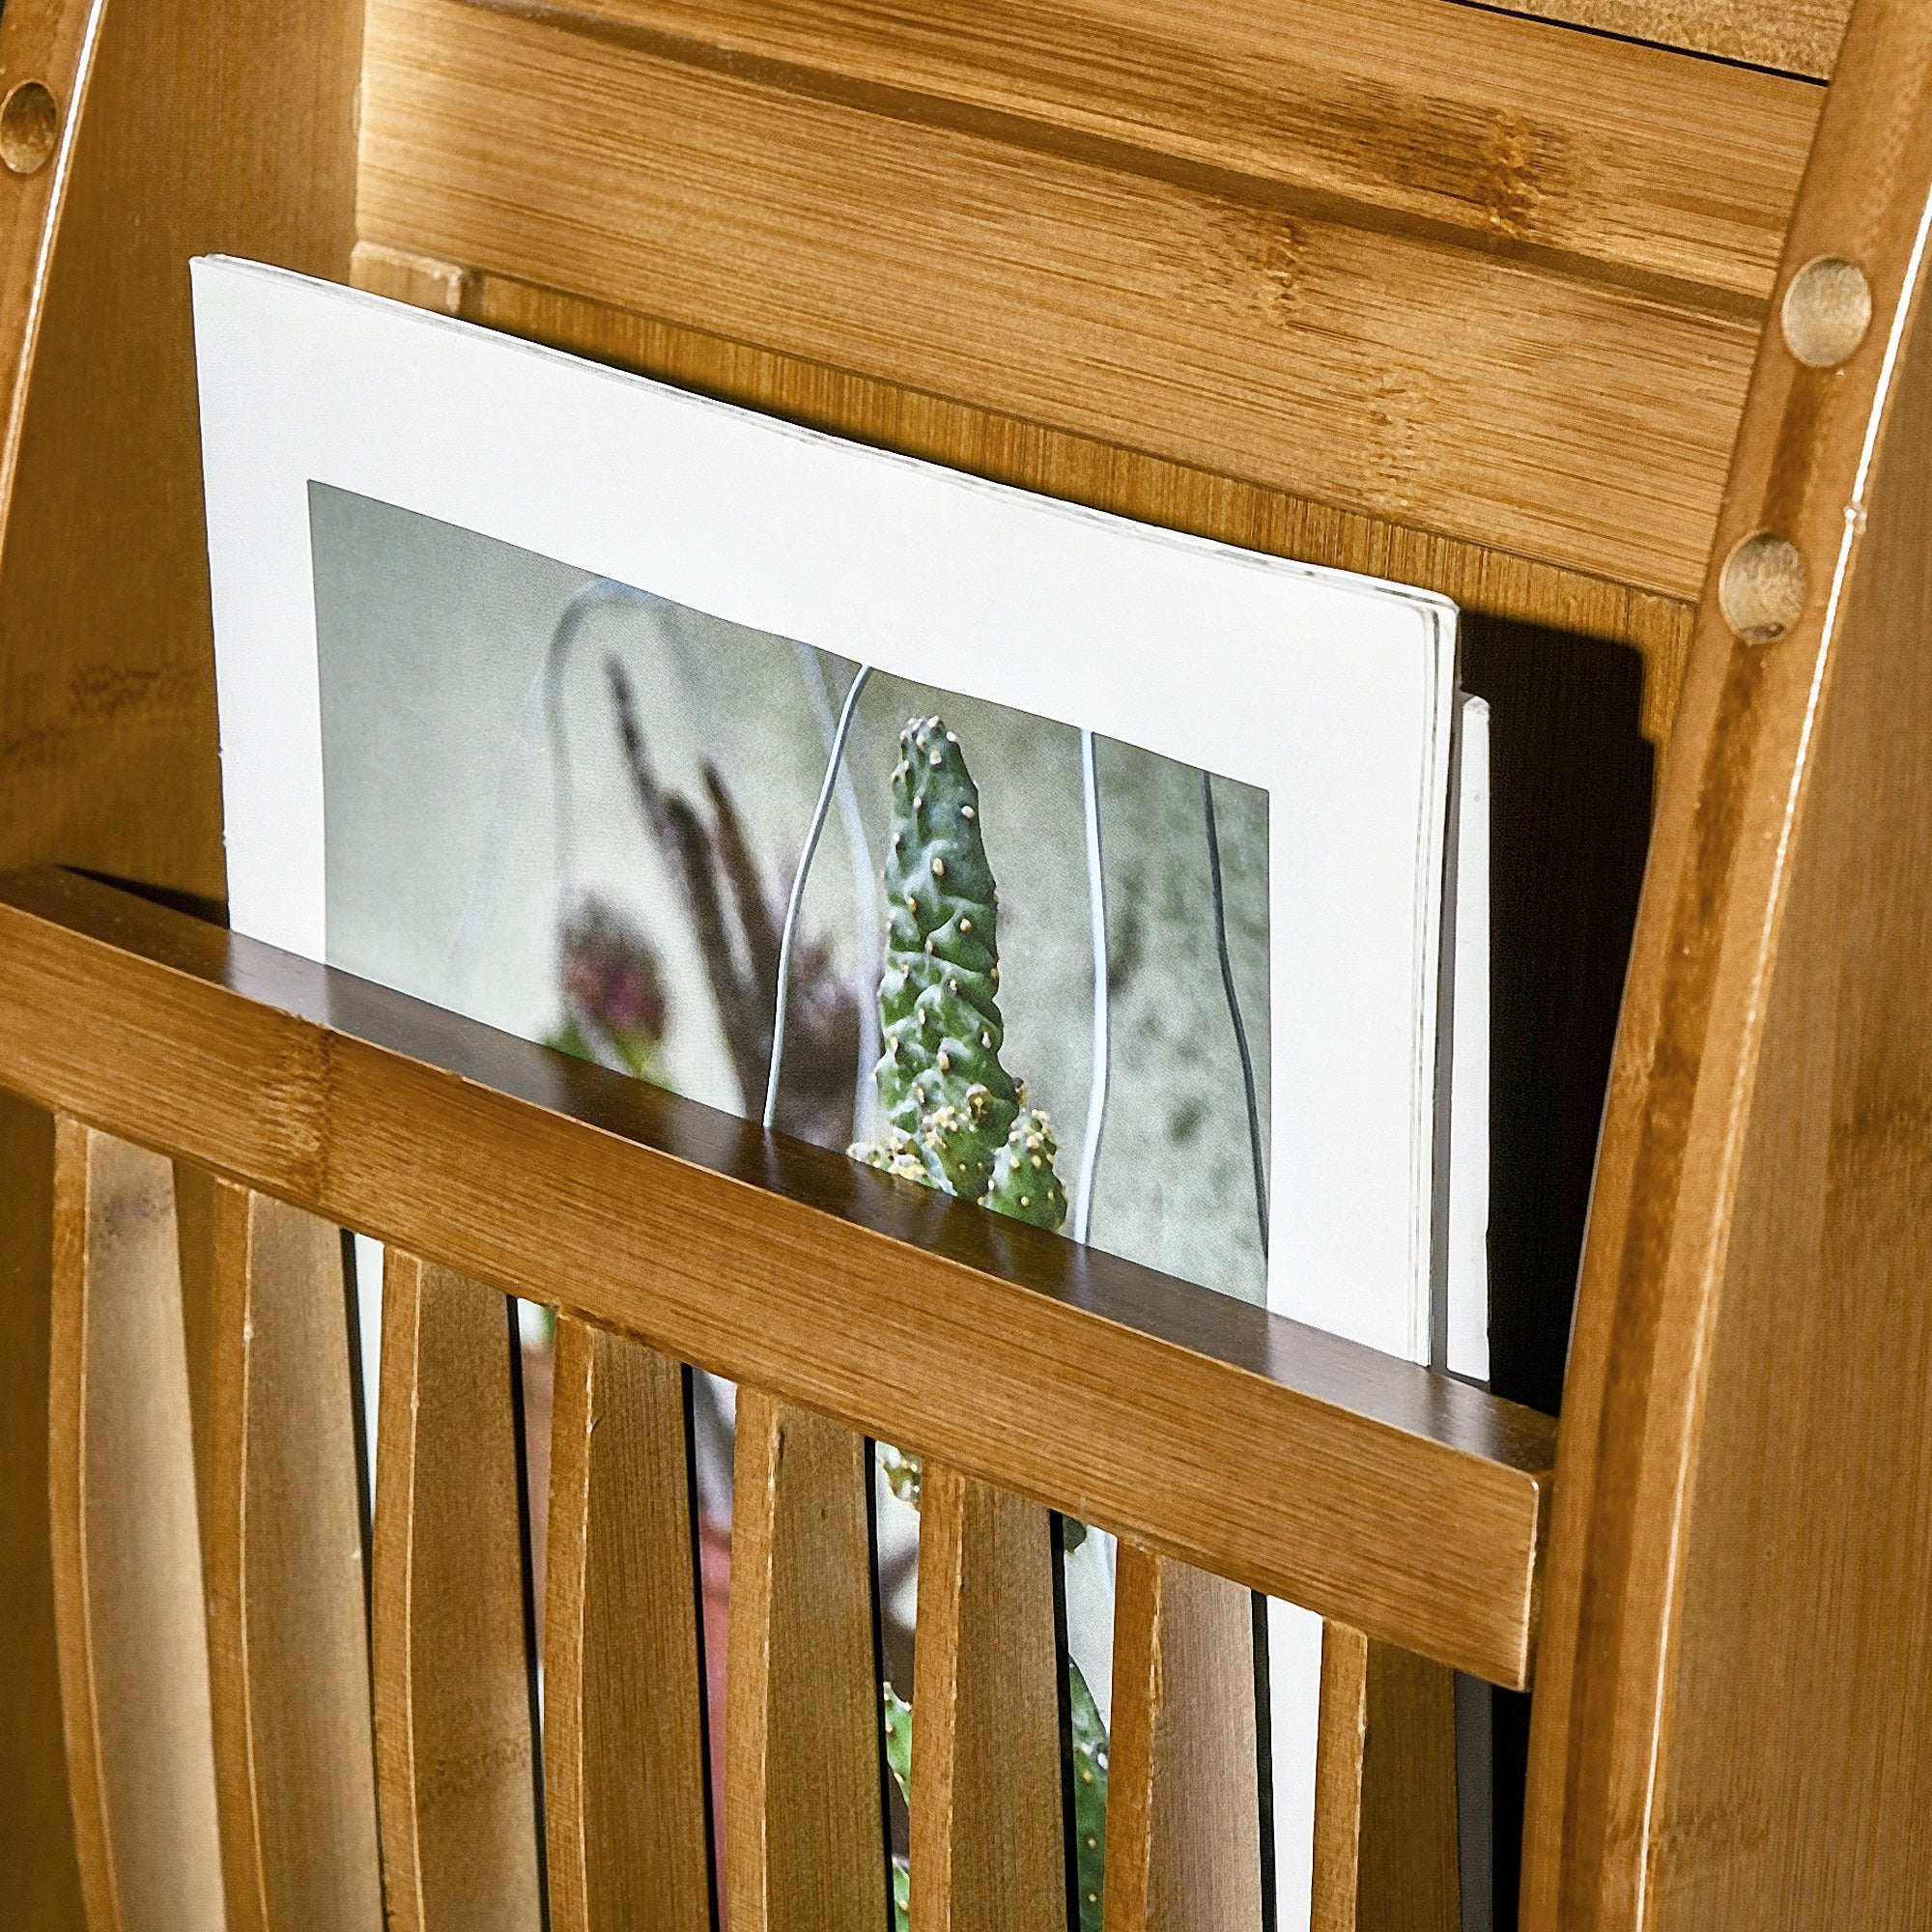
[
  {"left": 726, "top": 1390, "right": 887, "bottom": 1932},
  {"left": 909, "top": 1465, "right": 1064, "bottom": 1932},
  {"left": 204, "top": 1180, "right": 383, "bottom": 1932},
  {"left": 1523, "top": 0, "right": 1932, "bottom": 1922},
  {"left": 544, "top": 1314, "right": 715, "bottom": 1932},
  {"left": 48, "top": 1120, "right": 225, "bottom": 1932},
  {"left": 0, "top": 0, "right": 104, "bottom": 511},
  {"left": 1104, "top": 1549, "right": 1263, "bottom": 1932},
  {"left": 0, "top": 0, "right": 360, "bottom": 898},
  {"left": 372, "top": 1250, "right": 544, "bottom": 1932}
]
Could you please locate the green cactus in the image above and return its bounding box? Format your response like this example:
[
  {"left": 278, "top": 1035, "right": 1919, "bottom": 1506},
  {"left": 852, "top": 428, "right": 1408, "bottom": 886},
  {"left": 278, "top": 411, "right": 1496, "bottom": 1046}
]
[
  {"left": 874, "top": 717, "right": 1021, "bottom": 1198},
  {"left": 985, "top": 1107, "right": 1069, "bottom": 1230},
  {"left": 855, "top": 716, "right": 1067, "bottom": 1224},
  {"left": 1068, "top": 1655, "right": 1108, "bottom": 1930},
  {"left": 883, "top": 1680, "right": 915, "bottom": 1806},
  {"left": 884, "top": 1684, "right": 913, "bottom": 1932},
  {"left": 879, "top": 1441, "right": 923, "bottom": 1510},
  {"left": 856, "top": 717, "right": 1105, "bottom": 1931}
]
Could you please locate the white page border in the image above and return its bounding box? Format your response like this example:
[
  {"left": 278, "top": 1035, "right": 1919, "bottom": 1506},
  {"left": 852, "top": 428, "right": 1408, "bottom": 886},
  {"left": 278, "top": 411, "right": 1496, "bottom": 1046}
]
[{"left": 192, "top": 255, "right": 1456, "bottom": 1353}]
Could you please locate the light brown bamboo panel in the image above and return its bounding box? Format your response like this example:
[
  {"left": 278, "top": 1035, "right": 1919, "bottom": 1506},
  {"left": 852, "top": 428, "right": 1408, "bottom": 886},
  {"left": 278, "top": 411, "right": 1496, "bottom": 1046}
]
[
  {"left": 355, "top": 0, "right": 1821, "bottom": 603},
  {"left": 1520, "top": 0, "right": 1932, "bottom": 1923}
]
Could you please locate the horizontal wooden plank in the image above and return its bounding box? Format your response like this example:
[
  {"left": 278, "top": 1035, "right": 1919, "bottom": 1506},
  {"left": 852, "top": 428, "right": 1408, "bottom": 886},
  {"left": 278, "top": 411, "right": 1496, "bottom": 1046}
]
[
  {"left": 355, "top": 0, "right": 1816, "bottom": 597},
  {"left": 0, "top": 867, "right": 1555, "bottom": 1687},
  {"left": 353, "top": 242, "right": 1699, "bottom": 745},
  {"left": 440, "top": 0, "right": 1816, "bottom": 297}
]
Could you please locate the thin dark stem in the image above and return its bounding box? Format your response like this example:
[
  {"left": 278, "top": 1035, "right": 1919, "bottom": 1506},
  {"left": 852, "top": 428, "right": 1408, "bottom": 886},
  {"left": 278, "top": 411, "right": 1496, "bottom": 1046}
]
[{"left": 1202, "top": 771, "right": 1269, "bottom": 1262}]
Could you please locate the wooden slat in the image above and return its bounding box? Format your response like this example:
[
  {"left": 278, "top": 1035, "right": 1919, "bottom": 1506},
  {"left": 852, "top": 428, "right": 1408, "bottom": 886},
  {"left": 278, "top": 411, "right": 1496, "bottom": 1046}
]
[
  {"left": 172, "top": 1161, "right": 219, "bottom": 1539},
  {"left": 0, "top": 867, "right": 1555, "bottom": 1688},
  {"left": 545, "top": 1313, "right": 714, "bottom": 1932},
  {"left": 0, "top": 1093, "right": 83, "bottom": 1928},
  {"left": 356, "top": 0, "right": 1814, "bottom": 599},
  {"left": 352, "top": 243, "right": 1699, "bottom": 749},
  {"left": 1104, "top": 1548, "right": 1263, "bottom": 1932},
  {"left": 48, "top": 1120, "right": 227, "bottom": 1932},
  {"left": 372, "top": 1250, "right": 543, "bottom": 1932},
  {"left": 1310, "top": 1624, "right": 1370, "bottom": 1932},
  {"left": 1310, "top": 1625, "right": 1460, "bottom": 1932},
  {"left": 909, "top": 1464, "right": 1064, "bottom": 1932},
  {"left": 727, "top": 1389, "right": 886, "bottom": 1932},
  {"left": 432, "top": 0, "right": 1812, "bottom": 298},
  {"left": 1522, "top": 0, "right": 1932, "bottom": 1923},
  {"left": 204, "top": 1180, "right": 384, "bottom": 1932}
]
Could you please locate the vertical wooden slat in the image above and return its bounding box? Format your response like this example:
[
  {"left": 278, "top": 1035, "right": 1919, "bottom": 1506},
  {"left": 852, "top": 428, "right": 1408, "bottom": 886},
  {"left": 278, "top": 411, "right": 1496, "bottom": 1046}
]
[
  {"left": 1310, "top": 1624, "right": 1461, "bottom": 1932},
  {"left": 171, "top": 1160, "right": 217, "bottom": 1541},
  {"left": 204, "top": 1180, "right": 384, "bottom": 1932},
  {"left": 372, "top": 1249, "right": 543, "bottom": 1932},
  {"left": 545, "top": 1313, "right": 713, "bottom": 1932},
  {"left": 726, "top": 1387, "right": 886, "bottom": 1932},
  {"left": 1104, "top": 1547, "right": 1264, "bottom": 1932},
  {"left": 0, "top": 1092, "right": 84, "bottom": 1927},
  {"left": 48, "top": 1119, "right": 226, "bottom": 1932},
  {"left": 909, "top": 1464, "right": 1065, "bottom": 1932},
  {"left": 1311, "top": 1625, "right": 1371, "bottom": 1932}
]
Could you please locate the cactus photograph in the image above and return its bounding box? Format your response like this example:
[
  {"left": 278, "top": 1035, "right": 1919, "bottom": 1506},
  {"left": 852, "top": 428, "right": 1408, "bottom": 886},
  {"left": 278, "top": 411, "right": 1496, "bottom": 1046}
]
[
  {"left": 204, "top": 270, "right": 1473, "bottom": 1932},
  {"left": 307, "top": 486, "right": 1277, "bottom": 1931}
]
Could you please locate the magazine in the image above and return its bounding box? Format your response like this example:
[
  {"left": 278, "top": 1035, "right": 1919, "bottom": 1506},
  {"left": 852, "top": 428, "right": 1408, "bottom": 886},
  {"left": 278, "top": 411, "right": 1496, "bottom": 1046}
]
[{"left": 193, "top": 255, "right": 1489, "bottom": 1929}]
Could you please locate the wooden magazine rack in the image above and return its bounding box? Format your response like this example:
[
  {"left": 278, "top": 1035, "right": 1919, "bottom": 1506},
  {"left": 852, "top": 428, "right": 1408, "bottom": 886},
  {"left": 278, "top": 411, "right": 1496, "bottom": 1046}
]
[{"left": 2, "top": 0, "right": 1929, "bottom": 1927}]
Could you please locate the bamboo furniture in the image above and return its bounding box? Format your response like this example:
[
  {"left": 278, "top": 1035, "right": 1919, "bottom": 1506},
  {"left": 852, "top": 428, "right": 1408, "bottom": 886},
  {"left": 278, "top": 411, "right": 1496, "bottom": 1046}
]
[{"left": 2, "top": 0, "right": 1930, "bottom": 1927}]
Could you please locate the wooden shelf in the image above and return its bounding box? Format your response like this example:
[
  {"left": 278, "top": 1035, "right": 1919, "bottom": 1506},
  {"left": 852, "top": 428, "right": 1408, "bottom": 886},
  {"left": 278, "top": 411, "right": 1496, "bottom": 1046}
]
[{"left": 0, "top": 865, "right": 1553, "bottom": 1690}]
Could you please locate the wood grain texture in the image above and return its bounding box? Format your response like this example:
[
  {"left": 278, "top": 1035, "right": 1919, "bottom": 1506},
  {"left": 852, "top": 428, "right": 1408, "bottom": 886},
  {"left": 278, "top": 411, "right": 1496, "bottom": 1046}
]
[
  {"left": 0, "top": 0, "right": 360, "bottom": 902},
  {"left": 351, "top": 246, "right": 1696, "bottom": 751},
  {"left": 205, "top": 1181, "right": 384, "bottom": 1932},
  {"left": 1522, "top": 0, "right": 1932, "bottom": 1924},
  {"left": 0, "top": 6, "right": 358, "bottom": 1911},
  {"left": 372, "top": 1250, "right": 543, "bottom": 1932},
  {"left": 48, "top": 1120, "right": 226, "bottom": 1932},
  {"left": 1310, "top": 1624, "right": 1371, "bottom": 1932},
  {"left": 173, "top": 1161, "right": 219, "bottom": 1540},
  {"left": 726, "top": 1389, "right": 886, "bottom": 1932},
  {"left": 910, "top": 1464, "right": 1064, "bottom": 1932},
  {"left": 397, "top": 0, "right": 1812, "bottom": 297},
  {"left": 545, "top": 1314, "right": 714, "bottom": 1932},
  {"left": 1103, "top": 1548, "right": 1263, "bottom": 1932},
  {"left": 1309, "top": 1625, "right": 1460, "bottom": 1932},
  {"left": 355, "top": 0, "right": 1817, "bottom": 598},
  {"left": 1483, "top": 0, "right": 1848, "bottom": 81},
  {"left": 0, "top": 868, "right": 1556, "bottom": 1688},
  {"left": 0, "top": 0, "right": 105, "bottom": 514},
  {"left": 0, "top": 1093, "right": 82, "bottom": 1926}
]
